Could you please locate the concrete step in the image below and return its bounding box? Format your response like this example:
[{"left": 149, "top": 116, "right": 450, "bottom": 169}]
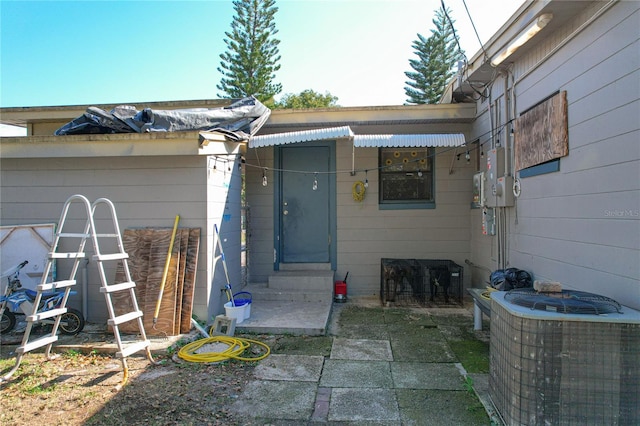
[
  {"left": 268, "top": 269, "right": 335, "bottom": 291},
  {"left": 279, "top": 263, "right": 332, "bottom": 271},
  {"left": 235, "top": 299, "right": 332, "bottom": 336},
  {"left": 246, "top": 283, "right": 332, "bottom": 303}
]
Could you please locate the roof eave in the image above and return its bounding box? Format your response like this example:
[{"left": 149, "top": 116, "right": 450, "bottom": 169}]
[
  {"left": 262, "top": 103, "right": 476, "bottom": 130},
  {"left": 0, "top": 131, "right": 244, "bottom": 158}
]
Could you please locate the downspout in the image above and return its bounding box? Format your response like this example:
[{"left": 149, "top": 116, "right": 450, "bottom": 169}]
[
  {"left": 351, "top": 136, "right": 356, "bottom": 176},
  {"left": 504, "top": 72, "right": 511, "bottom": 178}
]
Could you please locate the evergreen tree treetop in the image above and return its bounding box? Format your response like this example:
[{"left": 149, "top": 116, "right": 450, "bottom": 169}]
[
  {"left": 404, "top": 5, "right": 464, "bottom": 105},
  {"left": 217, "top": 0, "right": 282, "bottom": 103}
]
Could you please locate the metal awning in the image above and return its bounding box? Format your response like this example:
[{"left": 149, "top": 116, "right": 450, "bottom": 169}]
[
  {"left": 353, "top": 133, "right": 465, "bottom": 147},
  {"left": 249, "top": 126, "right": 466, "bottom": 148},
  {"left": 249, "top": 126, "right": 354, "bottom": 148}
]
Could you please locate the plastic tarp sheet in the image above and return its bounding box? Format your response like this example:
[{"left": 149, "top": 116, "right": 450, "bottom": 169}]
[{"left": 54, "top": 96, "right": 270, "bottom": 141}]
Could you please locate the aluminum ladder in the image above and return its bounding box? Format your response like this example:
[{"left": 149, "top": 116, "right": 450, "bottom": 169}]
[{"left": 1, "top": 195, "right": 156, "bottom": 386}]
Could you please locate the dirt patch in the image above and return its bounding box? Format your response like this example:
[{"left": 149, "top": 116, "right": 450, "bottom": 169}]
[
  {"left": 0, "top": 341, "right": 259, "bottom": 425},
  {"left": 0, "top": 331, "right": 335, "bottom": 426}
]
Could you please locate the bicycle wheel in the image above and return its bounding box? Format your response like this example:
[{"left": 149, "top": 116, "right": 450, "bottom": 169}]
[
  {"left": 1, "top": 310, "right": 16, "bottom": 334},
  {"left": 59, "top": 308, "right": 85, "bottom": 335}
]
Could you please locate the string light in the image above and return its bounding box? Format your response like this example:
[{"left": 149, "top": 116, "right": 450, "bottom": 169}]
[{"left": 245, "top": 118, "right": 513, "bottom": 185}]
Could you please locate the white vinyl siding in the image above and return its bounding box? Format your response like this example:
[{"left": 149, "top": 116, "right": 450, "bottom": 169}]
[{"left": 468, "top": 1, "right": 640, "bottom": 308}]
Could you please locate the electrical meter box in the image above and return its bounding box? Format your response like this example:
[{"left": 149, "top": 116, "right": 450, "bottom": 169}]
[
  {"left": 482, "top": 207, "right": 496, "bottom": 235},
  {"left": 485, "top": 147, "right": 515, "bottom": 207},
  {"left": 473, "top": 172, "right": 486, "bottom": 207}
]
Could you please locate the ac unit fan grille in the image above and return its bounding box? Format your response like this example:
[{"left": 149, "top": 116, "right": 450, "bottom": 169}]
[{"left": 504, "top": 288, "right": 622, "bottom": 314}]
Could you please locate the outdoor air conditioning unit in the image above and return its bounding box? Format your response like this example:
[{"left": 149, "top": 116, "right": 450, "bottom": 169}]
[{"left": 489, "top": 290, "right": 640, "bottom": 425}]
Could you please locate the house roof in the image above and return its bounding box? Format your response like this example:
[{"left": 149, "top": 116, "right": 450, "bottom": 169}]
[
  {"left": 249, "top": 126, "right": 466, "bottom": 148},
  {"left": 450, "top": 0, "right": 601, "bottom": 102},
  {"left": 250, "top": 126, "right": 354, "bottom": 147},
  {"left": 0, "top": 99, "right": 232, "bottom": 128},
  {"left": 353, "top": 133, "right": 465, "bottom": 148}
]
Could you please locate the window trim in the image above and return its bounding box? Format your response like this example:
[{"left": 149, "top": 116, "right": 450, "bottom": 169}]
[
  {"left": 519, "top": 159, "right": 560, "bottom": 178},
  {"left": 378, "top": 147, "right": 435, "bottom": 209}
]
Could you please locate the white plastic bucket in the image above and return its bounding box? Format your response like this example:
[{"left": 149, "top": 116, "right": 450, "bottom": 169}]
[
  {"left": 233, "top": 292, "right": 252, "bottom": 319},
  {"left": 224, "top": 301, "right": 246, "bottom": 324}
]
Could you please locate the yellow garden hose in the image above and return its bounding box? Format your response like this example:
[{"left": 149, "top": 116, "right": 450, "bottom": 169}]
[
  {"left": 352, "top": 181, "right": 366, "bottom": 202},
  {"left": 177, "top": 331, "right": 271, "bottom": 363},
  {"left": 481, "top": 286, "right": 498, "bottom": 300}
]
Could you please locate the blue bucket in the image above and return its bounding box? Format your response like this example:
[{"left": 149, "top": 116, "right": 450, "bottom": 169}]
[{"left": 233, "top": 292, "right": 252, "bottom": 319}]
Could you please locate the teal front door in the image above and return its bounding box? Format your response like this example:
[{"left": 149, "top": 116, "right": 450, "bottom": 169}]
[{"left": 277, "top": 143, "right": 334, "bottom": 265}]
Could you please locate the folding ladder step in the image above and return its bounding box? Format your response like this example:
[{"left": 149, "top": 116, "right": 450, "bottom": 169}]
[
  {"left": 108, "top": 311, "right": 143, "bottom": 326},
  {"left": 116, "top": 340, "right": 151, "bottom": 359},
  {"left": 99, "top": 281, "right": 136, "bottom": 293},
  {"left": 57, "top": 232, "right": 91, "bottom": 238},
  {"left": 38, "top": 280, "right": 76, "bottom": 292},
  {"left": 93, "top": 253, "right": 129, "bottom": 262},
  {"left": 27, "top": 307, "right": 66, "bottom": 322},
  {"left": 49, "top": 252, "right": 85, "bottom": 259},
  {"left": 16, "top": 335, "right": 59, "bottom": 355}
]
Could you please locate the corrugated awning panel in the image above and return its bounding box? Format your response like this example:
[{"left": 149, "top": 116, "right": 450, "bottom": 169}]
[
  {"left": 249, "top": 126, "right": 354, "bottom": 148},
  {"left": 353, "top": 133, "right": 466, "bottom": 147}
]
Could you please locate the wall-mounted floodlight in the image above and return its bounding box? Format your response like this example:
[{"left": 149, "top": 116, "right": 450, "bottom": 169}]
[{"left": 491, "top": 13, "right": 553, "bottom": 67}]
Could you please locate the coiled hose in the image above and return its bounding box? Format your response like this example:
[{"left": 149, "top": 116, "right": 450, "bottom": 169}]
[
  {"left": 481, "top": 286, "right": 498, "bottom": 300},
  {"left": 177, "top": 330, "right": 271, "bottom": 363},
  {"left": 352, "top": 181, "right": 366, "bottom": 202}
]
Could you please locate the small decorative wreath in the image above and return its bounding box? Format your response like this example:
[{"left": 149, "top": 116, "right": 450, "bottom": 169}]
[
  {"left": 393, "top": 151, "right": 400, "bottom": 158},
  {"left": 352, "top": 181, "right": 366, "bottom": 202}
]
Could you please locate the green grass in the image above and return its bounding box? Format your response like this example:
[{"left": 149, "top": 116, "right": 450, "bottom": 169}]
[
  {"left": 269, "top": 335, "right": 333, "bottom": 356},
  {"left": 449, "top": 339, "right": 490, "bottom": 373}
]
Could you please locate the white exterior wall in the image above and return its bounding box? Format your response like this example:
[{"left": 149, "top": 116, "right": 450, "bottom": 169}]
[
  {"left": 206, "top": 155, "right": 243, "bottom": 322},
  {"left": 335, "top": 142, "right": 476, "bottom": 297},
  {"left": 468, "top": 1, "right": 640, "bottom": 308},
  {"left": 245, "top": 123, "right": 477, "bottom": 297},
  {"left": 0, "top": 154, "right": 233, "bottom": 323},
  {"left": 244, "top": 145, "right": 276, "bottom": 284}
]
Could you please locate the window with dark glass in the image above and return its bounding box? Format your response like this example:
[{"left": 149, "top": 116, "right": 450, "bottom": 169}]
[{"left": 379, "top": 147, "right": 434, "bottom": 205}]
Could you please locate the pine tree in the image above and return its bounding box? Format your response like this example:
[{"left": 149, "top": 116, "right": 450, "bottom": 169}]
[
  {"left": 404, "top": 6, "right": 464, "bottom": 104},
  {"left": 217, "top": 0, "right": 282, "bottom": 103}
]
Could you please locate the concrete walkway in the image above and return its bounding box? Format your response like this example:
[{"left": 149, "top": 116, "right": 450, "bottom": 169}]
[
  {"left": 1, "top": 298, "right": 496, "bottom": 424},
  {"left": 227, "top": 300, "right": 496, "bottom": 425}
]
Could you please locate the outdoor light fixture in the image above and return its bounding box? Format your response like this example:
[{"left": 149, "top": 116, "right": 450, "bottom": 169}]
[{"left": 491, "top": 13, "right": 553, "bottom": 66}]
